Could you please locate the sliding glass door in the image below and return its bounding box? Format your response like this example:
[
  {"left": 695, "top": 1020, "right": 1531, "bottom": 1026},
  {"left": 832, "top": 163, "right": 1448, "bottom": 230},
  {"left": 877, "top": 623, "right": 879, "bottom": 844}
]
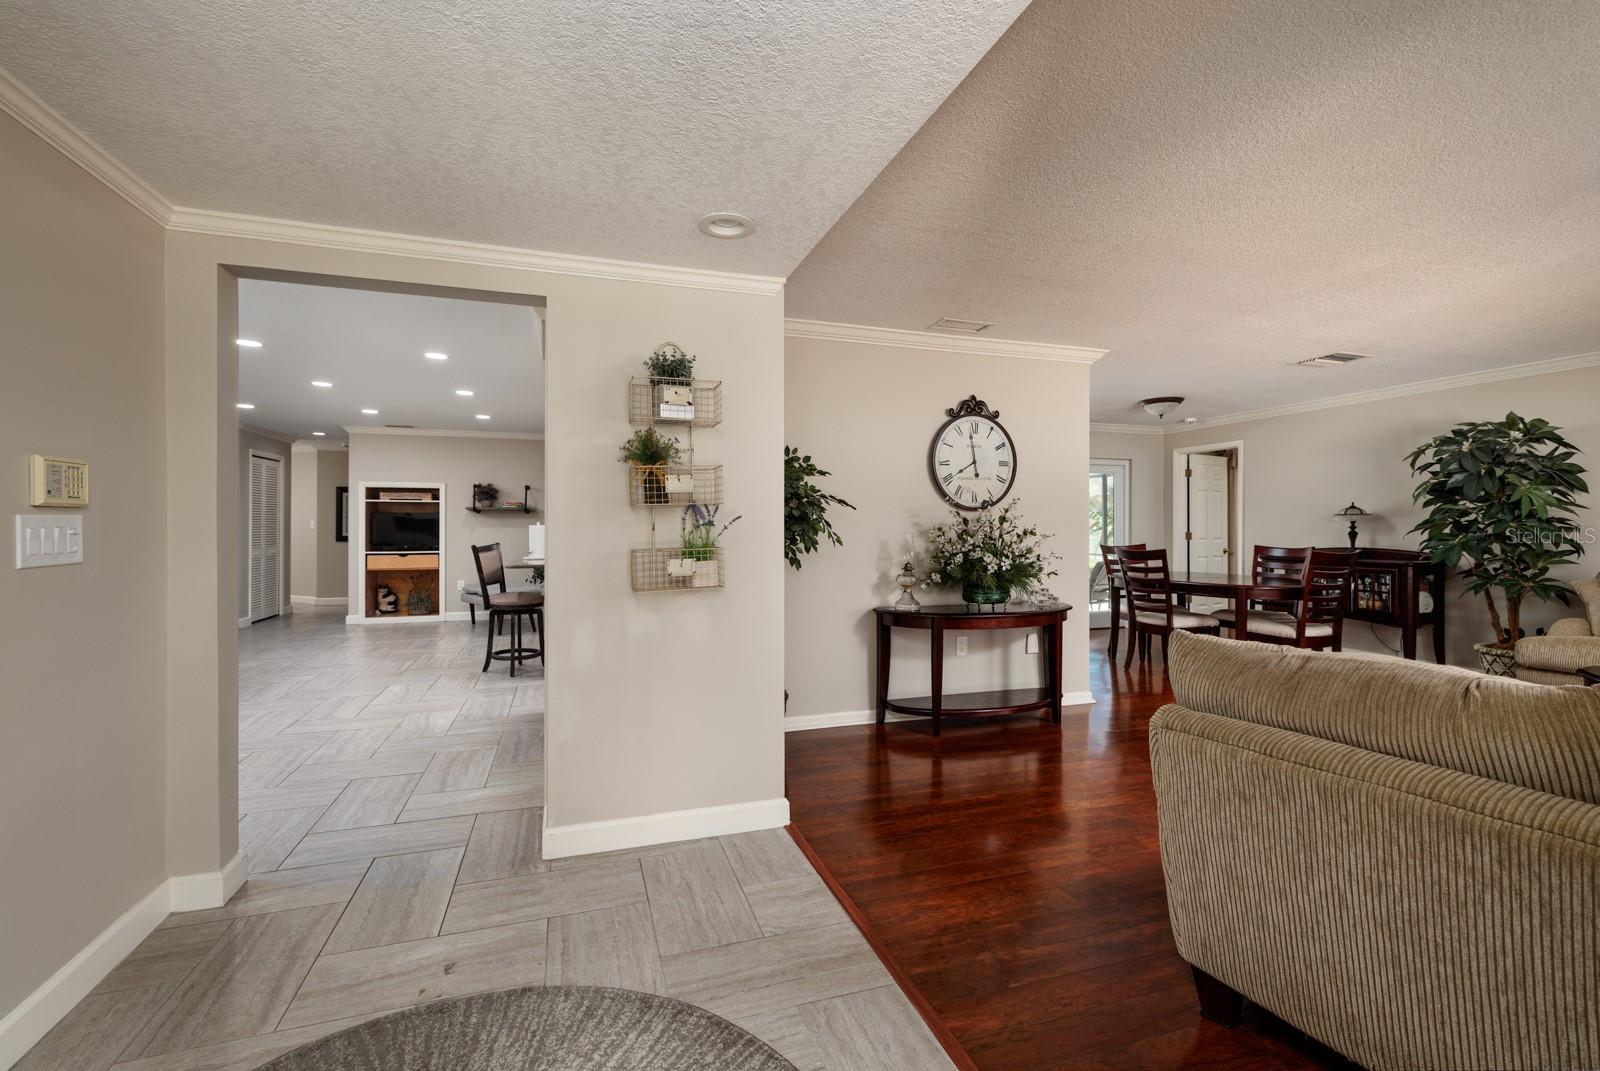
[{"left": 1088, "top": 460, "right": 1129, "bottom": 628}]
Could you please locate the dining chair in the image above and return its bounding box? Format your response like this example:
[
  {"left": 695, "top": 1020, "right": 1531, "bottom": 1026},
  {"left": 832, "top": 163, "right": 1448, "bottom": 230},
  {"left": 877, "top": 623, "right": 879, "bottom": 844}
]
[
  {"left": 1213, "top": 545, "right": 1312, "bottom": 633},
  {"left": 1240, "top": 548, "right": 1359, "bottom": 650},
  {"left": 470, "top": 542, "right": 545, "bottom": 677},
  {"left": 1117, "top": 547, "right": 1221, "bottom": 667},
  {"left": 1100, "top": 542, "right": 1146, "bottom": 662}
]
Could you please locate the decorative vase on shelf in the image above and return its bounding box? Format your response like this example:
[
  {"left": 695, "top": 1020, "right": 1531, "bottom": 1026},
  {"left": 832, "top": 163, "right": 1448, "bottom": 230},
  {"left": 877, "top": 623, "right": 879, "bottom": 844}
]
[
  {"left": 1474, "top": 642, "right": 1516, "bottom": 677},
  {"left": 962, "top": 581, "right": 1011, "bottom": 609}
]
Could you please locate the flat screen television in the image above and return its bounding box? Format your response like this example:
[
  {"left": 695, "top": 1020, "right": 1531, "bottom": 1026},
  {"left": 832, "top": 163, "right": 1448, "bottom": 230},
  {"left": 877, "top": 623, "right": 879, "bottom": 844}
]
[{"left": 369, "top": 511, "right": 439, "bottom": 551}]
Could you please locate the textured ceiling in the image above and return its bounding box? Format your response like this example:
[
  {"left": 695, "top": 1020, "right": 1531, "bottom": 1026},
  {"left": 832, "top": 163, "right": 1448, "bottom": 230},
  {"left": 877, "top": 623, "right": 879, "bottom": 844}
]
[
  {"left": 237, "top": 278, "right": 543, "bottom": 441},
  {"left": 787, "top": 0, "right": 1600, "bottom": 424},
  {"left": 0, "top": 0, "right": 1028, "bottom": 275}
]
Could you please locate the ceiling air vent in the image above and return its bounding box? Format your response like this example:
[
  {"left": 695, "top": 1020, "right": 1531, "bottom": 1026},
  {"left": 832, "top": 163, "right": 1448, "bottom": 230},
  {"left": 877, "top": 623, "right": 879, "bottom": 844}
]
[
  {"left": 928, "top": 317, "right": 994, "bottom": 334},
  {"left": 384, "top": 423, "right": 416, "bottom": 429},
  {"left": 1296, "top": 352, "right": 1373, "bottom": 368}
]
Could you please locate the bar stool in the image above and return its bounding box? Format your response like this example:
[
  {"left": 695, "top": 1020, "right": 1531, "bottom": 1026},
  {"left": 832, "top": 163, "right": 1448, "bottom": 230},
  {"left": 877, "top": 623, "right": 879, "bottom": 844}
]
[{"left": 471, "top": 543, "right": 543, "bottom": 677}]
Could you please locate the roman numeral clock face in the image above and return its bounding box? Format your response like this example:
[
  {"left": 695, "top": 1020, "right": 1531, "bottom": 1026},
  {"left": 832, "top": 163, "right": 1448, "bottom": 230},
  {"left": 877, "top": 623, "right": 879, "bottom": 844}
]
[{"left": 929, "top": 399, "right": 1016, "bottom": 510}]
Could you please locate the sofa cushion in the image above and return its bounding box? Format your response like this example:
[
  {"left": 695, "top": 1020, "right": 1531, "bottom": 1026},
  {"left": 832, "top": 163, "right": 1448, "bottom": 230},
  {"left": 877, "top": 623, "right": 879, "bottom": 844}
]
[
  {"left": 1166, "top": 630, "right": 1600, "bottom": 804},
  {"left": 1575, "top": 578, "right": 1600, "bottom": 636},
  {"left": 1516, "top": 634, "right": 1600, "bottom": 674}
]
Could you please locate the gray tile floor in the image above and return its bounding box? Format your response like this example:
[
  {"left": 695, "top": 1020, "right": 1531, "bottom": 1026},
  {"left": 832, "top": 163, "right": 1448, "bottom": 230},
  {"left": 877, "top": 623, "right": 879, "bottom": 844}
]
[{"left": 18, "top": 608, "right": 953, "bottom": 1071}]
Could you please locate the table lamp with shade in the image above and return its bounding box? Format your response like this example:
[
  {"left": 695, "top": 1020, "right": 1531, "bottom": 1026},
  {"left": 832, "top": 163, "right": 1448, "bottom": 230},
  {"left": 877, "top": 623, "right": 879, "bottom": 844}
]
[{"left": 1333, "top": 502, "right": 1376, "bottom": 548}]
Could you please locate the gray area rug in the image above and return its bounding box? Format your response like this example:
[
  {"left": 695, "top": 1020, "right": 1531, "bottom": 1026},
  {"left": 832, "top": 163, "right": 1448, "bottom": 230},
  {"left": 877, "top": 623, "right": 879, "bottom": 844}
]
[{"left": 260, "top": 986, "right": 797, "bottom": 1071}]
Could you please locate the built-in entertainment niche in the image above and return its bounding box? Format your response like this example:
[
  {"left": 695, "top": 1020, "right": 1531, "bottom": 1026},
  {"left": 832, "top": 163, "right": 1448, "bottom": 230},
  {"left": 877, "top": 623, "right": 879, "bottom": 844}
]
[{"left": 362, "top": 484, "right": 442, "bottom": 620}]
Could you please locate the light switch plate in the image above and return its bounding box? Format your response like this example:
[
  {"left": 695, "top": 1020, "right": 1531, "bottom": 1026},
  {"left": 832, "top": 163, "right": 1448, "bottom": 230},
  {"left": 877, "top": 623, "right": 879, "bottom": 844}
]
[
  {"left": 1025, "top": 633, "right": 1040, "bottom": 654},
  {"left": 16, "top": 514, "right": 84, "bottom": 569}
]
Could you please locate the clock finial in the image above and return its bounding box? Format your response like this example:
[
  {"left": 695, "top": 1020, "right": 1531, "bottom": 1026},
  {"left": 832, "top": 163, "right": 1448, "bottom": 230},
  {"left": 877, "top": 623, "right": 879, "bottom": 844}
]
[{"left": 946, "top": 395, "right": 1000, "bottom": 420}]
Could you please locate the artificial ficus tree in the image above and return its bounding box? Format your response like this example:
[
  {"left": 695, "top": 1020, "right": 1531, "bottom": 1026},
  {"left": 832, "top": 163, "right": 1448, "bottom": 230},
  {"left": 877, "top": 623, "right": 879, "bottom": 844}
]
[{"left": 1406, "top": 412, "right": 1588, "bottom": 648}]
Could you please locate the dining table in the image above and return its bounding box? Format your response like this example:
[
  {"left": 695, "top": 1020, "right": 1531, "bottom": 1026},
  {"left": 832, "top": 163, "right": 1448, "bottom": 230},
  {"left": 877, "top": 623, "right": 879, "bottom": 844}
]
[{"left": 1107, "top": 568, "right": 1303, "bottom": 659}]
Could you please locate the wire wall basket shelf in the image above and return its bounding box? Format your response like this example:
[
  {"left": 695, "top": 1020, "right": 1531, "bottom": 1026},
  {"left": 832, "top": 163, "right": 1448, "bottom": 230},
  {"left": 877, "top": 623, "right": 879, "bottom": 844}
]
[{"left": 628, "top": 377, "right": 723, "bottom": 428}]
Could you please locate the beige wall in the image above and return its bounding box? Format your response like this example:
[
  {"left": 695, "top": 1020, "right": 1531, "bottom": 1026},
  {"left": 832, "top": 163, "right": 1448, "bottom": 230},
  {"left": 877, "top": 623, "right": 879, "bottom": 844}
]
[
  {"left": 163, "top": 234, "right": 787, "bottom": 867},
  {"left": 290, "top": 445, "right": 349, "bottom": 601},
  {"left": 1088, "top": 429, "right": 1167, "bottom": 549},
  {"left": 0, "top": 111, "right": 167, "bottom": 1015},
  {"left": 1164, "top": 365, "right": 1600, "bottom": 663},
  {"left": 784, "top": 335, "right": 1092, "bottom": 720},
  {"left": 346, "top": 432, "right": 544, "bottom": 608},
  {"left": 237, "top": 428, "right": 293, "bottom": 619}
]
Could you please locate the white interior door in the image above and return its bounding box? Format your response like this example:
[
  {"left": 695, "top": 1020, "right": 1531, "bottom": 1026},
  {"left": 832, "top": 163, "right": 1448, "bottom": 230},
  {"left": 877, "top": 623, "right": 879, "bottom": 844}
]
[
  {"left": 1088, "top": 460, "right": 1129, "bottom": 628},
  {"left": 249, "top": 452, "right": 283, "bottom": 623},
  {"left": 1187, "top": 454, "right": 1229, "bottom": 574}
]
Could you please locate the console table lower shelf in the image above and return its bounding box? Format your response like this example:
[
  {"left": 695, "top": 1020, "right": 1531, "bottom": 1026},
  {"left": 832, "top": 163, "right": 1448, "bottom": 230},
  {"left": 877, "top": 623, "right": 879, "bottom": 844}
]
[{"left": 875, "top": 604, "right": 1072, "bottom": 736}]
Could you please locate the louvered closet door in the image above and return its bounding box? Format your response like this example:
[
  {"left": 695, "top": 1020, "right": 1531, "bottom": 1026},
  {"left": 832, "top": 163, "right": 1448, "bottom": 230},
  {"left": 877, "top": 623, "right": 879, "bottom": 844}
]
[{"left": 249, "top": 453, "right": 283, "bottom": 622}]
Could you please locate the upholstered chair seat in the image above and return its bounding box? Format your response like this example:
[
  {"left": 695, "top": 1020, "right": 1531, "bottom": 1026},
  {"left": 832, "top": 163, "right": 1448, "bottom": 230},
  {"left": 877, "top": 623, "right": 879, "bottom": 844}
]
[
  {"left": 1245, "top": 614, "right": 1333, "bottom": 640},
  {"left": 1137, "top": 610, "right": 1221, "bottom": 630}
]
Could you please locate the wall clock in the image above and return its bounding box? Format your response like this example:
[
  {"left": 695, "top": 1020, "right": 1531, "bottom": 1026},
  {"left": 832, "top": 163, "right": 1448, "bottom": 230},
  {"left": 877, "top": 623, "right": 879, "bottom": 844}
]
[{"left": 929, "top": 395, "right": 1016, "bottom": 510}]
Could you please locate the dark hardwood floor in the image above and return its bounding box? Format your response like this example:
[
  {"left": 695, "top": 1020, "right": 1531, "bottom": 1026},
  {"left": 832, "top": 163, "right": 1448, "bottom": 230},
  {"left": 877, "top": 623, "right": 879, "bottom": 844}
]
[{"left": 786, "top": 633, "right": 1358, "bottom": 1071}]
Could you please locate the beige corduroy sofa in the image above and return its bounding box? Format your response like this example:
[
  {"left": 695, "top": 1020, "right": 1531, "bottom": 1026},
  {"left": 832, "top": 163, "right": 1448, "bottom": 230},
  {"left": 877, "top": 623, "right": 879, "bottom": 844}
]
[
  {"left": 1514, "top": 577, "right": 1600, "bottom": 684},
  {"left": 1150, "top": 630, "right": 1600, "bottom": 1070}
]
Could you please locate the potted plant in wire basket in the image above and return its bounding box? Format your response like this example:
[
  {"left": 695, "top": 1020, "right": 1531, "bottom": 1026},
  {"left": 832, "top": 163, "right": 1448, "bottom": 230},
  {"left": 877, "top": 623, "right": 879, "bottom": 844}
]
[
  {"left": 674, "top": 504, "right": 740, "bottom": 588},
  {"left": 1407, "top": 411, "right": 1588, "bottom": 676},
  {"left": 618, "top": 427, "right": 682, "bottom": 505},
  {"left": 646, "top": 342, "right": 696, "bottom": 421},
  {"left": 922, "top": 499, "right": 1060, "bottom": 610}
]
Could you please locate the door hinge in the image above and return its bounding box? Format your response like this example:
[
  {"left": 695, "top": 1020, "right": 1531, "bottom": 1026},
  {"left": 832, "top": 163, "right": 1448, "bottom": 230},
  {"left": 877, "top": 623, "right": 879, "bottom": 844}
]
[
  {"left": 1184, "top": 531, "right": 1193, "bottom": 541},
  {"left": 1184, "top": 468, "right": 1193, "bottom": 478}
]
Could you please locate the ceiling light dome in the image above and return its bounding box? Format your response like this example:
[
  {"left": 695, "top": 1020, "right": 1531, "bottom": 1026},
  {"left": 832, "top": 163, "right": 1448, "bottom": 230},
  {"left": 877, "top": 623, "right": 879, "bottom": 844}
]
[
  {"left": 1140, "top": 396, "right": 1185, "bottom": 419},
  {"left": 697, "top": 212, "right": 756, "bottom": 239}
]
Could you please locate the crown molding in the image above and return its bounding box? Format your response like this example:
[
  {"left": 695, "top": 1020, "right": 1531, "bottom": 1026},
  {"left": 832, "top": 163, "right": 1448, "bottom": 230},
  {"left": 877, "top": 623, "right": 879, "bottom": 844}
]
[
  {"left": 1089, "top": 422, "right": 1168, "bottom": 437},
  {"left": 345, "top": 426, "right": 544, "bottom": 441},
  {"left": 238, "top": 423, "right": 300, "bottom": 445},
  {"left": 1176, "top": 349, "right": 1600, "bottom": 433},
  {"left": 0, "top": 64, "right": 172, "bottom": 225},
  {"left": 784, "top": 318, "right": 1107, "bottom": 365},
  {"left": 168, "top": 207, "right": 786, "bottom": 296}
]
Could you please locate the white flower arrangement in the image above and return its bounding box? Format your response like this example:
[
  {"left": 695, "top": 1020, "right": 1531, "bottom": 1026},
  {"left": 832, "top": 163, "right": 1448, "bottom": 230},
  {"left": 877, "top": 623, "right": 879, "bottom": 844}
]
[{"left": 919, "top": 500, "right": 1060, "bottom": 601}]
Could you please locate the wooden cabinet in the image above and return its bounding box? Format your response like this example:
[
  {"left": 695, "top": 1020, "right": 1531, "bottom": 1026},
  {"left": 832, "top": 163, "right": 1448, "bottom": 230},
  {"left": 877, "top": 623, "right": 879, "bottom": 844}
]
[
  {"left": 363, "top": 486, "right": 442, "bottom": 619},
  {"left": 1324, "top": 547, "right": 1446, "bottom": 661}
]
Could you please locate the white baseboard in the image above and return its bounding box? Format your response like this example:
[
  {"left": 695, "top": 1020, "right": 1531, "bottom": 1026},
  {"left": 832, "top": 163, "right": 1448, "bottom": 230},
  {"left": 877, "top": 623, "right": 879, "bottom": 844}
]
[
  {"left": 783, "top": 709, "right": 914, "bottom": 732},
  {"left": 443, "top": 611, "right": 473, "bottom": 623},
  {"left": 290, "top": 595, "right": 347, "bottom": 607},
  {"left": 237, "top": 616, "right": 250, "bottom": 628},
  {"left": 167, "top": 851, "right": 247, "bottom": 912},
  {"left": 784, "top": 692, "right": 1095, "bottom": 732},
  {"left": 542, "top": 797, "right": 790, "bottom": 860},
  {"left": 0, "top": 852, "right": 248, "bottom": 1064}
]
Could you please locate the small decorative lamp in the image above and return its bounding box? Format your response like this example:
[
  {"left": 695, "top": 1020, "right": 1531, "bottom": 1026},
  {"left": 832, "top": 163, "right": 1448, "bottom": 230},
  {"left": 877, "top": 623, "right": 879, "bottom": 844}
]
[{"left": 1333, "top": 502, "right": 1376, "bottom": 548}]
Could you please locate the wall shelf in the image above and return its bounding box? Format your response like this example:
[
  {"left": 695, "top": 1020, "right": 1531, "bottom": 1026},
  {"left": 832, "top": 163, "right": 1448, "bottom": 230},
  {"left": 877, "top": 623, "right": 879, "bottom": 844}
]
[
  {"left": 627, "top": 464, "right": 723, "bottom": 509},
  {"left": 630, "top": 547, "right": 724, "bottom": 593},
  {"left": 469, "top": 483, "right": 539, "bottom": 513}
]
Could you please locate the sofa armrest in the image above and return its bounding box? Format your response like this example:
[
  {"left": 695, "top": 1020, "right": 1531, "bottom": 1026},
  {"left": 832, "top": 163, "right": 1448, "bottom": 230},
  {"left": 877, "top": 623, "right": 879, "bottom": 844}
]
[
  {"left": 1149, "top": 704, "right": 1600, "bottom": 1071},
  {"left": 1515, "top": 632, "right": 1600, "bottom": 673}
]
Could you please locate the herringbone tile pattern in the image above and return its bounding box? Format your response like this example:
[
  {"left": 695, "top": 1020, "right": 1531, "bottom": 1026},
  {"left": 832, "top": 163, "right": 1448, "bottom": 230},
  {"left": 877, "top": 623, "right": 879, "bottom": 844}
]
[{"left": 18, "top": 609, "right": 951, "bottom": 1071}]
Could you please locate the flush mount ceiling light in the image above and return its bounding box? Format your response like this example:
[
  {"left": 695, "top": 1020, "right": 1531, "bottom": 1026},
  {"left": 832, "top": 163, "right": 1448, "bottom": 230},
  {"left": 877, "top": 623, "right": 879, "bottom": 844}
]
[
  {"left": 928, "top": 317, "right": 995, "bottom": 334},
  {"left": 360, "top": 408, "right": 379, "bottom": 415},
  {"left": 311, "top": 380, "right": 333, "bottom": 388},
  {"left": 424, "top": 351, "right": 448, "bottom": 361},
  {"left": 235, "top": 402, "right": 255, "bottom": 409},
  {"left": 1139, "top": 396, "right": 1186, "bottom": 419},
  {"left": 1296, "top": 352, "right": 1373, "bottom": 368},
  {"left": 697, "top": 212, "right": 756, "bottom": 239},
  {"left": 455, "top": 389, "right": 475, "bottom": 396},
  {"left": 475, "top": 414, "right": 492, "bottom": 420},
  {"left": 312, "top": 431, "right": 326, "bottom": 437},
  {"left": 235, "top": 338, "right": 263, "bottom": 349}
]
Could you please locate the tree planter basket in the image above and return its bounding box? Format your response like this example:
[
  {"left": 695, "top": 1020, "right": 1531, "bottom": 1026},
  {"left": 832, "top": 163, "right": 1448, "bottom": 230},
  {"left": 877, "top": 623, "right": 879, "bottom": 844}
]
[{"left": 1475, "top": 643, "right": 1517, "bottom": 677}]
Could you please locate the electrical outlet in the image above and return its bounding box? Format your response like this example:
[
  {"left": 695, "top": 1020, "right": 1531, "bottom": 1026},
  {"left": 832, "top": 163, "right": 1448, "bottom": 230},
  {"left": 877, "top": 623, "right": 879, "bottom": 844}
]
[
  {"left": 1025, "top": 633, "right": 1040, "bottom": 654},
  {"left": 955, "top": 635, "right": 968, "bottom": 656},
  {"left": 456, "top": 579, "right": 466, "bottom": 591}
]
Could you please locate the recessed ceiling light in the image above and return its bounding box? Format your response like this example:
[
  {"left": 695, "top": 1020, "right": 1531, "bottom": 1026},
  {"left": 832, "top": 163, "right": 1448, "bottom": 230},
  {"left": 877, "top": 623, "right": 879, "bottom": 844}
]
[
  {"left": 312, "top": 431, "right": 326, "bottom": 437},
  {"left": 235, "top": 402, "right": 255, "bottom": 410},
  {"left": 424, "top": 351, "right": 449, "bottom": 361},
  {"left": 697, "top": 212, "right": 756, "bottom": 239},
  {"left": 361, "top": 408, "right": 379, "bottom": 415},
  {"left": 475, "top": 414, "right": 492, "bottom": 420},
  {"left": 311, "top": 380, "right": 333, "bottom": 388},
  {"left": 455, "top": 389, "right": 474, "bottom": 396},
  {"left": 235, "top": 338, "right": 263, "bottom": 349}
]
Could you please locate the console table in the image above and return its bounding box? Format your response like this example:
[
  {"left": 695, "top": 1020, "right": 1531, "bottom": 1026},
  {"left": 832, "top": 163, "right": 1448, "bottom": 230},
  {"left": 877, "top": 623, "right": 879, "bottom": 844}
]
[{"left": 874, "top": 603, "right": 1071, "bottom": 736}]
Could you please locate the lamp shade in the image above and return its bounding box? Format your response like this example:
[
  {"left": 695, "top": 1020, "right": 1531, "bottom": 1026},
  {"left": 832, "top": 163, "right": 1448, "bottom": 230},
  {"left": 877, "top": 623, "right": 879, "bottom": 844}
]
[{"left": 1333, "top": 501, "right": 1374, "bottom": 518}]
